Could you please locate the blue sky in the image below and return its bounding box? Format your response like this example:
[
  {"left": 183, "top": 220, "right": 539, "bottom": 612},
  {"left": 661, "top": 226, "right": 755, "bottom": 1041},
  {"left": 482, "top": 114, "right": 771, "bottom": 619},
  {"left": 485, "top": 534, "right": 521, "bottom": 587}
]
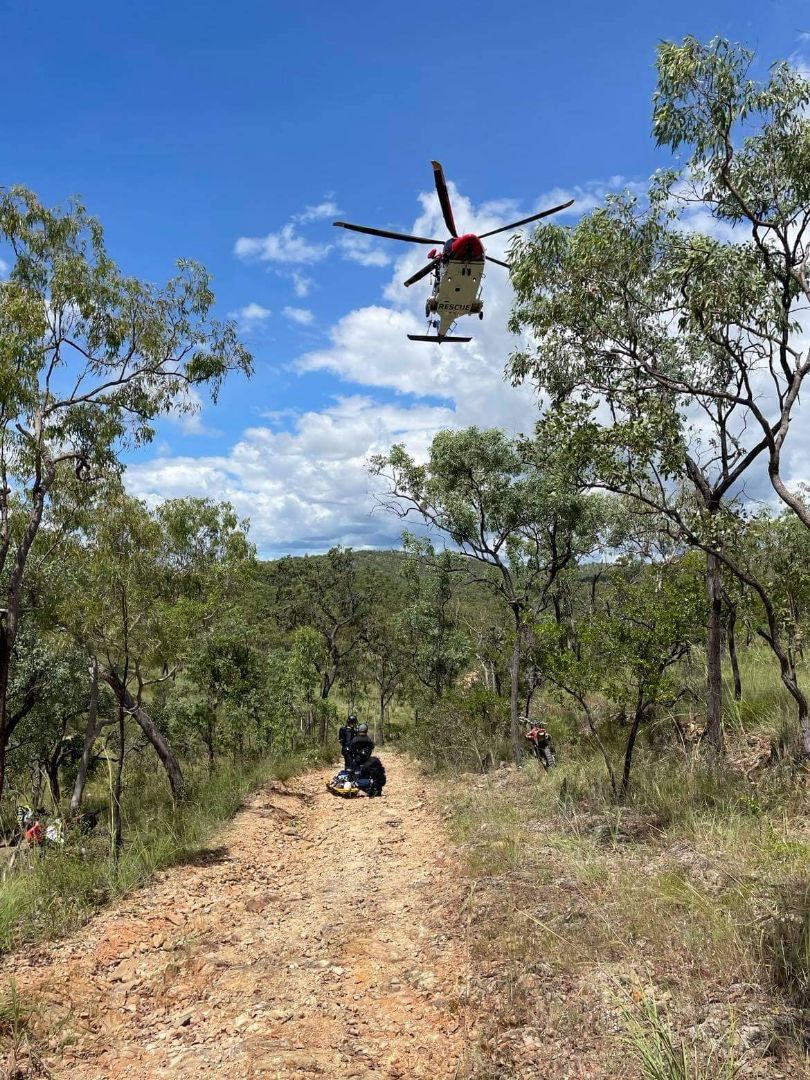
[{"left": 2, "top": 1, "right": 807, "bottom": 555}]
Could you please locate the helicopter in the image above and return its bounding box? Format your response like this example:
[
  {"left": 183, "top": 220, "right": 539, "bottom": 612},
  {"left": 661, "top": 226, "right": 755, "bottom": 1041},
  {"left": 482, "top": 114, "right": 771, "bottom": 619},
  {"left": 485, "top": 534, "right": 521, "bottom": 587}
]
[{"left": 333, "top": 161, "right": 573, "bottom": 343}]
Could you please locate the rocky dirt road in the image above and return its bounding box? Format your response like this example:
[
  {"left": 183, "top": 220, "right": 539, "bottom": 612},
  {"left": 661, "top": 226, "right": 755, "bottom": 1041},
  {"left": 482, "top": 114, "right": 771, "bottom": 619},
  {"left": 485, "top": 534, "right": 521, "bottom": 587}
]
[{"left": 3, "top": 753, "right": 470, "bottom": 1078}]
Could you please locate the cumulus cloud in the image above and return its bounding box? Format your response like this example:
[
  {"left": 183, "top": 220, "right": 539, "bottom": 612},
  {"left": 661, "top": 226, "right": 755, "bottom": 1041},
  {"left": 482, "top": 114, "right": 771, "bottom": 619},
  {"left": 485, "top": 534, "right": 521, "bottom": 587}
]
[
  {"left": 338, "top": 232, "right": 391, "bottom": 267},
  {"left": 291, "top": 272, "right": 313, "bottom": 297},
  {"left": 127, "top": 396, "right": 453, "bottom": 554},
  {"left": 231, "top": 302, "right": 272, "bottom": 325},
  {"left": 283, "top": 305, "right": 315, "bottom": 326},
  {"left": 295, "top": 200, "right": 341, "bottom": 223},
  {"left": 234, "top": 223, "right": 330, "bottom": 265},
  {"left": 164, "top": 387, "right": 223, "bottom": 438}
]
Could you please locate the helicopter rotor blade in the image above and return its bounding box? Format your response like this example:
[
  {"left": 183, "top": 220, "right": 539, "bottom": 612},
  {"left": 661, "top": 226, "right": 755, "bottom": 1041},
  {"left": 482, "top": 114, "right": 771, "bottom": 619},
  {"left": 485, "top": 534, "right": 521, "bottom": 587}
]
[
  {"left": 478, "top": 199, "right": 575, "bottom": 239},
  {"left": 485, "top": 256, "right": 511, "bottom": 269},
  {"left": 431, "top": 161, "right": 458, "bottom": 238},
  {"left": 333, "top": 221, "right": 443, "bottom": 245},
  {"left": 403, "top": 259, "right": 440, "bottom": 287}
]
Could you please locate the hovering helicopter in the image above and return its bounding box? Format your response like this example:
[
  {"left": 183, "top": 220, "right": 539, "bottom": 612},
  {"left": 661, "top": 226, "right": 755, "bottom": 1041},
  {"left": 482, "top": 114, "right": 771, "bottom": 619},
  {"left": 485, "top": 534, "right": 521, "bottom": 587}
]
[{"left": 333, "top": 161, "right": 573, "bottom": 343}]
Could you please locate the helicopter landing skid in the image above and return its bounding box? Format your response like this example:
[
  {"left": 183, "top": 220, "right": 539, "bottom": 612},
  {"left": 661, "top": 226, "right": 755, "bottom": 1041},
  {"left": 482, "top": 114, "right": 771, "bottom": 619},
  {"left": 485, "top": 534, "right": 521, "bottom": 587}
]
[{"left": 407, "top": 334, "right": 472, "bottom": 344}]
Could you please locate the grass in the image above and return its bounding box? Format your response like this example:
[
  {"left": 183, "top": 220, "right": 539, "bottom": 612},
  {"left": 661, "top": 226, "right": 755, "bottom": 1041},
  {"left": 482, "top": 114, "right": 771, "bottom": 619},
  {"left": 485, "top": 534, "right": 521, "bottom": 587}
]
[
  {"left": 0, "top": 743, "right": 332, "bottom": 952},
  {"left": 436, "top": 650, "right": 810, "bottom": 1077},
  {"left": 619, "top": 991, "right": 741, "bottom": 1080},
  {"left": 448, "top": 759, "right": 809, "bottom": 1075}
]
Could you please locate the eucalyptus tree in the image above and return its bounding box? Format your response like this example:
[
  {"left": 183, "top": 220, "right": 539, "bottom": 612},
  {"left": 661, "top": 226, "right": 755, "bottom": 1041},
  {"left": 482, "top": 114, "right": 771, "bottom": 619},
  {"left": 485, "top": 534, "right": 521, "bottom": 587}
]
[
  {"left": 0, "top": 186, "right": 251, "bottom": 796},
  {"left": 400, "top": 538, "right": 469, "bottom": 705},
  {"left": 507, "top": 37, "right": 810, "bottom": 753},
  {"left": 62, "top": 492, "right": 254, "bottom": 800},
  {"left": 652, "top": 38, "right": 810, "bottom": 530},
  {"left": 272, "top": 546, "right": 368, "bottom": 740},
  {"left": 534, "top": 555, "right": 705, "bottom": 800},
  {"left": 743, "top": 507, "right": 810, "bottom": 678},
  {"left": 5, "top": 626, "right": 90, "bottom": 806},
  {"left": 371, "top": 424, "right": 604, "bottom": 760},
  {"left": 588, "top": 559, "right": 705, "bottom": 798},
  {"left": 362, "top": 609, "right": 408, "bottom": 746},
  {"left": 179, "top": 616, "right": 265, "bottom": 764}
]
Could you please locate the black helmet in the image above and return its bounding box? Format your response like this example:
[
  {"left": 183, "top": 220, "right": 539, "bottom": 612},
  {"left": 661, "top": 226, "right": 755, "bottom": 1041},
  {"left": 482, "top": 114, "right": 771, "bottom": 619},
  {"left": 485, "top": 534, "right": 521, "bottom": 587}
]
[
  {"left": 348, "top": 713, "right": 358, "bottom": 724},
  {"left": 357, "top": 723, "right": 369, "bottom": 735}
]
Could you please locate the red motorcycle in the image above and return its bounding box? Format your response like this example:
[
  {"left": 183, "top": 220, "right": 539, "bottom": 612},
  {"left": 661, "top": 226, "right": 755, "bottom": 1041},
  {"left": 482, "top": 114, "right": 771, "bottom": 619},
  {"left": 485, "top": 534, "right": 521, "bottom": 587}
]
[{"left": 524, "top": 724, "right": 556, "bottom": 769}]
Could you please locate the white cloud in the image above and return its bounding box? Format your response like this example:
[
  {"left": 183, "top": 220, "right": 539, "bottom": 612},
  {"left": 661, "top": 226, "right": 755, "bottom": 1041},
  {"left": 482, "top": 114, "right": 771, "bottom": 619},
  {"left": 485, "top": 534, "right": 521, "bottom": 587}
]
[
  {"left": 234, "top": 223, "right": 330, "bottom": 265},
  {"left": 231, "top": 302, "right": 272, "bottom": 324},
  {"left": 0, "top": 258, "right": 8, "bottom": 278},
  {"left": 295, "top": 200, "right": 341, "bottom": 223},
  {"left": 126, "top": 396, "right": 453, "bottom": 554},
  {"left": 165, "top": 387, "right": 222, "bottom": 438},
  {"left": 338, "top": 232, "right": 392, "bottom": 267},
  {"left": 291, "top": 272, "right": 313, "bottom": 297},
  {"left": 283, "top": 306, "right": 315, "bottom": 326}
]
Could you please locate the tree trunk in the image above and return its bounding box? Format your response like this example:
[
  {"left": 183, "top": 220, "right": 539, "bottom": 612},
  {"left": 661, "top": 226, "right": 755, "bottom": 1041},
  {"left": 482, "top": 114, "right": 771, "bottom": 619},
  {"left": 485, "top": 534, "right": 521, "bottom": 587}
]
[
  {"left": 716, "top": 546, "right": 810, "bottom": 758},
  {"left": 376, "top": 691, "right": 386, "bottom": 746},
  {"left": 704, "top": 550, "right": 725, "bottom": 753},
  {"left": 71, "top": 660, "right": 101, "bottom": 813},
  {"left": 620, "top": 703, "right": 645, "bottom": 802},
  {"left": 318, "top": 670, "right": 336, "bottom": 743},
  {"left": 0, "top": 452, "right": 57, "bottom": 800},
  {"left": 559, "top": 683, "right": 618, "bottom": 802},
  {"left": 0, "top": 628, "right": 12, "bottom": 802},
  {"left": 509, "top": 608, "right": 522, "bottom": 764},
  {"left": 112, "top": 703, "right": 125, "bottom": 861},
  {"left": 44, "top": 748, "right": 62, "bottom": 808},
  {"left": 103, "top": 671, "right": 184, "bottom": 801},
  {"left": 205, "top": 713, "right": 216, "bottom": 766},
  {"left": 722, "top": 590, "right": 742, "bottom": 702}
]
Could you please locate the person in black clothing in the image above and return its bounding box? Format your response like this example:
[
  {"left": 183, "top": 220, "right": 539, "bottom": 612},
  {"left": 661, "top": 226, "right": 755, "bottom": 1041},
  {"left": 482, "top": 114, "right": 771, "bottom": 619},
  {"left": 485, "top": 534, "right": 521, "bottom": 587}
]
[
  {"left": 338, "top": 713, "right": 358, "bottom": 769},
  {"left": 348, "top": 722, "right": 374, "bottom": 767},
  {"left": 349, "top": 724, "right": 386, "bottom": 797}
]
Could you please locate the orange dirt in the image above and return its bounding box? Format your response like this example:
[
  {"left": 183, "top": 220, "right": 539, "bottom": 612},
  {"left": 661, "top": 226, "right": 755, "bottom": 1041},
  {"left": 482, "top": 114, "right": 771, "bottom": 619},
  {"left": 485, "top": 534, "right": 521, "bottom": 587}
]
[{"left": 2, "top": 753, "right": 471, "bottom": 1078}]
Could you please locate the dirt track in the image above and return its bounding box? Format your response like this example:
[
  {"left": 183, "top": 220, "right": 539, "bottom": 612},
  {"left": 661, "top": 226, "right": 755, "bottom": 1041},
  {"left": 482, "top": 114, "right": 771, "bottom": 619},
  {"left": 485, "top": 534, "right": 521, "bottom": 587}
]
[{"left": 3, "top": 753, "right": 470, "bottom": 1078}]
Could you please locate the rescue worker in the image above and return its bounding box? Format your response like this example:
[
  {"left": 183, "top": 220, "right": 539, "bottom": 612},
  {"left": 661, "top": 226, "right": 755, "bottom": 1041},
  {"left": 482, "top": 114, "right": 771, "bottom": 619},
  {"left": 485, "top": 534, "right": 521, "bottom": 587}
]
[
  {"left": 348, "top": 722, "right": 375, "bottom": 770},
  {"left": 338, "top": 713, "right": 359, "bottom": 769},
  {"left": 349, "top": 724, "right": 386, "bottom": 797}
]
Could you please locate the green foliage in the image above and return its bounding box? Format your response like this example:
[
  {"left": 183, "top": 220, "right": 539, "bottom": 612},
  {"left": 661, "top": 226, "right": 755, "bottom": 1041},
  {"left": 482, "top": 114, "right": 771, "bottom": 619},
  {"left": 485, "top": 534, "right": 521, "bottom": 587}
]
[
  {"left": 400, "top": 538, "right": 469, "bottom": 703},
  {"left": 409, "top": 685, "right": 509, "bottom": 772}
]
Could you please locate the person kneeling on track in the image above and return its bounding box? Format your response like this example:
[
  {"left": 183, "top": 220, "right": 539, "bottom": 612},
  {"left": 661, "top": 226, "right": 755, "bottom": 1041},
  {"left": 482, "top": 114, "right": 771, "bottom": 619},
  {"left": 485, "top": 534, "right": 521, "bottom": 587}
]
[
  {"left": 361, "top": 755, "right": 387, "bottom": 797},
  {"left": 349, "top": 724, "right": 386, "bottom": 797}
]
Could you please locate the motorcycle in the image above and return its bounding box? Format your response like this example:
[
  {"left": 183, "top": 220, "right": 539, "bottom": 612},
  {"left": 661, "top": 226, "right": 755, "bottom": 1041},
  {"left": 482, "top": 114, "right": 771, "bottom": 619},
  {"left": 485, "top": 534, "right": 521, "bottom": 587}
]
[{"left": 524, "top": 724, "right": 556, "bottom": 769}]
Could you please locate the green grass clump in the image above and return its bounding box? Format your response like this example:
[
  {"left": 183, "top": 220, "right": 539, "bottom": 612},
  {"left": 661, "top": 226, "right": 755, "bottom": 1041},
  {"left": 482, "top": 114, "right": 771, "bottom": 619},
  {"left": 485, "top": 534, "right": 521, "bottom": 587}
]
[
  {"left": 760, "top": 877, "right": 810, "bottom": 1010},
  {"left": 621, "top": 991, "right": 741, "bottom": 1080}
]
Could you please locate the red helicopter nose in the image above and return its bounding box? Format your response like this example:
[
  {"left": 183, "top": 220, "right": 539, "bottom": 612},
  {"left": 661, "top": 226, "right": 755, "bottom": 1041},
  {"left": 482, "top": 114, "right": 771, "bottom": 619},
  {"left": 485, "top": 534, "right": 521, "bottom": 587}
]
[{"left": 447, "top": 234, "right": 485, "bottom": 261}]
